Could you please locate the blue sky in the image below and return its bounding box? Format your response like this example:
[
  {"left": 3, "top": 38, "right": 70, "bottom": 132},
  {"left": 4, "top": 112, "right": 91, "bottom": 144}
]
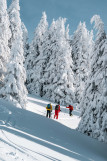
[{"left": 7, "top": 0, "right": 107, "bottom": 42}]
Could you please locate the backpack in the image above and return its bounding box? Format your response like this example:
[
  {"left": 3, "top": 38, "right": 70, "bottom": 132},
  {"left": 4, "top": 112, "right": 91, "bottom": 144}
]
[
  {"left": 69, "top": 105, "right": 73, "bottom": 110},
  {"left": 55, "top": 105, "right": 59, "bottom": 110},
  {"left": 47, "top": 104, "right": 51, "bottom": 109}
]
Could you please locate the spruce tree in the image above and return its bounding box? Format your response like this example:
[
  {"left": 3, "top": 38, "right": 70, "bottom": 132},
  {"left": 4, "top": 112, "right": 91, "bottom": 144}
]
[
  {"left": 72, "top": 22, "right": 93, "bottom": 104},
  {"left": 21, "top": 22, "right": 29, "bottom": 59},
  {"left": 26, "top": 12, "right": 48, "bottom": 96},
  {"left": 43, "top": 18, "right": 75, "bottom": 105},
  {"left": 0, "top": 0, "right": 11, "bottom": 88},
  {"left": 0, "top": 0, "right": 27, "bottom": 108},
  {"left": 78, "top": 15, "right": 107, "bottom": 143}
]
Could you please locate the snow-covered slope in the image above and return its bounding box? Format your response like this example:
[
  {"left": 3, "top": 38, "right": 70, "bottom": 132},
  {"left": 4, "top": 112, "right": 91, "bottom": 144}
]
[{"left": 0, "top": 94, "right": 107, "bottom": 161}]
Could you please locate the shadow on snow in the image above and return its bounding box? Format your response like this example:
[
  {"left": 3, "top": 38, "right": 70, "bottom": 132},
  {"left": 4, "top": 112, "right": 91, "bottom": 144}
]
[{"left": 0, "top": 99, "right": 107, "bottom": 161}]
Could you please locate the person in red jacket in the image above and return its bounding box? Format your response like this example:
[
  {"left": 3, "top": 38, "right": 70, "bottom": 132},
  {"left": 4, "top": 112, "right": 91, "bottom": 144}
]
[
  {"left": 66, "top": 105, "right": 73, "bottom": 116},
  {"left": 54, "top": 104, "right": 60, "bottom": 119}
]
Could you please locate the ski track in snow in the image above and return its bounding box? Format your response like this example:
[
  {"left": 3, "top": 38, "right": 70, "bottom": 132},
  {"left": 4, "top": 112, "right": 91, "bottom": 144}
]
[{"left": 0, "top": 94, "right": 107, "bottom": 161}]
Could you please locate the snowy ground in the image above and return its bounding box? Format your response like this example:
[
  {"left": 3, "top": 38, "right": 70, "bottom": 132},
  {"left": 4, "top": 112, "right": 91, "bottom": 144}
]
[{"left": 0, "top": 94, "right": 107, "bottom": 161}]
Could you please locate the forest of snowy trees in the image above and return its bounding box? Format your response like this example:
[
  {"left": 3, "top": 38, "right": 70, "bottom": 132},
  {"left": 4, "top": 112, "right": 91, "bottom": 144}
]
[{"left": 0, "top": 0, "right": 107, "bottom": 143}]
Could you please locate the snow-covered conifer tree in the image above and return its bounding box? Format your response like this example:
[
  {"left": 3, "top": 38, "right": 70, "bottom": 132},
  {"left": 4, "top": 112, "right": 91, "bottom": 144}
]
[
  {"left": 26, "top": 12, "right": 48, "bottom": 96},
  {"left": 0, "top": 0, "right": 11, "bottom": 87},
  {"left": 72, "top": 22, "right": 93, "bottom": 104},
  {"left": 0, "top": 0, "right": 27, "bottom": 108},
  {"left": 43, "top": 18, "right": 75, "bottom": 105},
  {"left": 21, "top": 22, "right": 29, "bottom": 59},
  {"left": 78, "top": 15, "right": 107, "bottom": 143}
]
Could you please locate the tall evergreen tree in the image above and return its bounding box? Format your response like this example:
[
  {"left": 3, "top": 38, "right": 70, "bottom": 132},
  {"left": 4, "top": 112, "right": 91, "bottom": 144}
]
[
  {"left": 0, "top": 0, "right": 27, "bottom": 108},
  {"left": 0, "top": 0, "right": 11, "bottom": 87},
  {"left": 21, "top": 22, "right": 29, "bottom": 59},
  {"left": 78, "top": 15, "right": 107, "bottom": 143},
  {"left": 26, "top": 12, "right": 48, "bottom": 96},
  {"left": 42, "top": 18, "right": 75, "bottom": 105},
  {"left": 72, "top": 22, "right": 93, "bottom": 104}
]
